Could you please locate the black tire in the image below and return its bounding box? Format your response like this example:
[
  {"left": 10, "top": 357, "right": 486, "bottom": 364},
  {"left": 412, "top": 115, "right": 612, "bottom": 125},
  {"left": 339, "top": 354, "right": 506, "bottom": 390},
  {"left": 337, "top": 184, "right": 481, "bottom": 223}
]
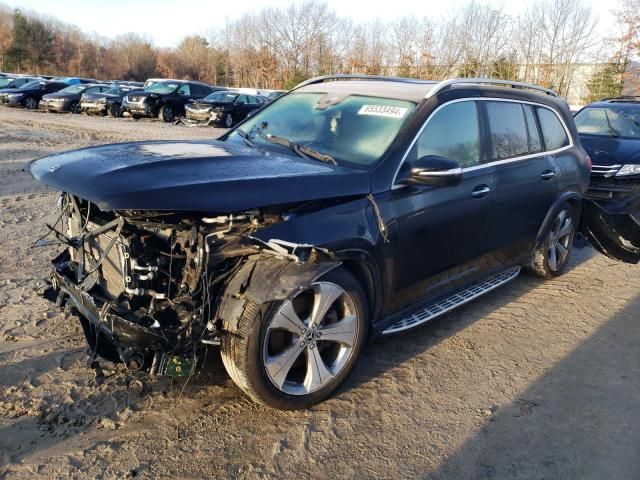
[
  {"left": 69, "top": 101, "right": 80, "bottom": 114},
  {"left": 24, "top": 96, "right": 38, "bottom": 109},
  {"left": 131, "top": 114, "right": 140, "bottom": 120},
  {"left": 159, "top": 105, "right": 175, "bottom": 123},
  {"left": 224, "top": 113, "right": 234, "bottom": 128},
  {"left": 527, "top": 203, "right": 577, "bottom": 278},
  {"left": 220, "top": 267, "right": 368, "bottom": 409},
  {"left": 109, "top": 103, "right": 122, "bottom": 118}
]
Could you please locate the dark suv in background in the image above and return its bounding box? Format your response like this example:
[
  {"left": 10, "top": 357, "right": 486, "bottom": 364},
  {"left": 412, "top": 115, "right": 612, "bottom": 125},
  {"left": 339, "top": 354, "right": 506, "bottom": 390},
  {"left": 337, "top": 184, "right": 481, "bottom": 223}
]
[
  {"left": 30, "top": 75, "right": 639, "bottom": 410},
  {"left": 120, "top": 80, "right": 214, "bottom": 122}
]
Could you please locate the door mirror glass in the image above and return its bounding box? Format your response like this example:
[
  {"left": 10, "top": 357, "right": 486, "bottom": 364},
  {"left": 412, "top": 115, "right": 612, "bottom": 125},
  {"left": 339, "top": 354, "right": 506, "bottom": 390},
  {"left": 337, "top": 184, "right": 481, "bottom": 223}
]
[{"left": 403, "top": 155, "right": 463, "bottom": 187}]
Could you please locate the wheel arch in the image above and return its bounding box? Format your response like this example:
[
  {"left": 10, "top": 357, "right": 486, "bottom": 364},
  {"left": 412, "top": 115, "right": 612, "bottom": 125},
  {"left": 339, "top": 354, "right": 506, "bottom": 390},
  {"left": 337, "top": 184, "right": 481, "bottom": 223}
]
[
  {"left": 532, "top": 190, "right": 582, "bottom": 252},
  {"left": 335, "top": 249, "right": 384, "bottom": 327}
]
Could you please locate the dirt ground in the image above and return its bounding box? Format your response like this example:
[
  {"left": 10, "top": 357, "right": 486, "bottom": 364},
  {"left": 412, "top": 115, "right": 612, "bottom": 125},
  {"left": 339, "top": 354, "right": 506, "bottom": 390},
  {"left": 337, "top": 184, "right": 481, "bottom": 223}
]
[{"left": 1, "top": 107, "right": 639, "bottom": 480}]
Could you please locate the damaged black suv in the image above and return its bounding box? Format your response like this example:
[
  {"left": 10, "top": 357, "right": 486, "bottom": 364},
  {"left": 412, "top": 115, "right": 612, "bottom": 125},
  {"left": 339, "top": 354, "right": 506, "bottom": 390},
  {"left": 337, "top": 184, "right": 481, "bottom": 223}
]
[{"left": 30, "top": 75, "right": 640, "bottom": 409}]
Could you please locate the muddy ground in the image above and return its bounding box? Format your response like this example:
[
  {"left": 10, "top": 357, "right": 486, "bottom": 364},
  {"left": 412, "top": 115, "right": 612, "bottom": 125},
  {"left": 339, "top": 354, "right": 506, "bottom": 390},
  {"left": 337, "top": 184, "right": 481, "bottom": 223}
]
[{"left": 1, "top": 107, "right": 639, "bottom": 479}]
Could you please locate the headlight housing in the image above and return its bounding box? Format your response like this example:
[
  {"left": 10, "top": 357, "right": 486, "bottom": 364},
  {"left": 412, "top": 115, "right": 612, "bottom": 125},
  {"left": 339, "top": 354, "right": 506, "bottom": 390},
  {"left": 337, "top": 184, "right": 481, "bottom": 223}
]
[{"left": 616, "top": 164, "right": 640, "bottom": 176}]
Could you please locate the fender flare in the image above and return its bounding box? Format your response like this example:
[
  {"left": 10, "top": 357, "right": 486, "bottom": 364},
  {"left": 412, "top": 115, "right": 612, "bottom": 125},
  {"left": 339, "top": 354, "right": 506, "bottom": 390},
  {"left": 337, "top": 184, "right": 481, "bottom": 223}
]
[
  {"left": 217, "top": 250, "right": 341, "bottom": 333},
  {"left": 532, "top": 190, "right": 583, "bottom": 252}
]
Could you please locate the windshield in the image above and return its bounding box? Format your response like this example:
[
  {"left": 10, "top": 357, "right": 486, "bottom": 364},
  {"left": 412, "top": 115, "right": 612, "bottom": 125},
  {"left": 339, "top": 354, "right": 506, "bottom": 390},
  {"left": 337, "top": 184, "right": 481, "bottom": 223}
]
[
  {"left": 575, "top": 106, "right": 640, "bottom": 139},
  {"left": 104, "top": 86, "right": 127, "bottom": 95},
  {"left": 144, "top": 82, "right": 178, "bottom": 94},
  {"left": 229, "top": 92, "right": 416, "bottom": 168},
  {"left": 0, "top": 78, "right": 15, "bottom": 87},
  {"left": 204, "top": 91, "right": 237, "bottom": 103},
  {"left": 58, "top": 85, "right": 85, "bottom": 94},
  {"left": 19, "top": 80, "right": 44, "bottom": 90}
]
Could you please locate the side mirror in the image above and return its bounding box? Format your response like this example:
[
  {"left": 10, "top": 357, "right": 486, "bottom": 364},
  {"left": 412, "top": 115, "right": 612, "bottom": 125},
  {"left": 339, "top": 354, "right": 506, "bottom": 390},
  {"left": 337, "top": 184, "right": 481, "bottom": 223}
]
[{"left": 402, "top": 155, "right": 463, "bottom": 187}]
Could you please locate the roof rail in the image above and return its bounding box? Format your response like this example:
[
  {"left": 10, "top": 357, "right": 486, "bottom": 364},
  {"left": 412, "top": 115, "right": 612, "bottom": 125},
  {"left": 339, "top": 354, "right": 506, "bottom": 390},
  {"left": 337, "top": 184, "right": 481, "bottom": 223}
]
[
  {"left": 294, "top": 74, "right": 437, "bottom": 90},
  {"left": 426, "top": 78, "right": 558, "bottom": 98},
  {"left": 601, "top": 95, "right": 640, "bottom": 102}
]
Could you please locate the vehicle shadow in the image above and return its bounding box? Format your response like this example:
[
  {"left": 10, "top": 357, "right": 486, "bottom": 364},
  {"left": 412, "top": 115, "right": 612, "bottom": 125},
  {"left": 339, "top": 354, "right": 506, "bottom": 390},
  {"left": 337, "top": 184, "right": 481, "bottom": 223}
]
[
  {"left": 426, "top": 293, "right": 640, "bottom": 479},
  {"left": 343, "top": 245, "right": 597, "bottom": 394}
]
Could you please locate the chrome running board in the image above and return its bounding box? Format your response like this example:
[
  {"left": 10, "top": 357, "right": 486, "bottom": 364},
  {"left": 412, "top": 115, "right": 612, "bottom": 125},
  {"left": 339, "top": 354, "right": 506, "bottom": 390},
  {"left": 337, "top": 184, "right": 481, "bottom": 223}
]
[{"left": 382, "top": 266, "right": 522, "bottom": 335}]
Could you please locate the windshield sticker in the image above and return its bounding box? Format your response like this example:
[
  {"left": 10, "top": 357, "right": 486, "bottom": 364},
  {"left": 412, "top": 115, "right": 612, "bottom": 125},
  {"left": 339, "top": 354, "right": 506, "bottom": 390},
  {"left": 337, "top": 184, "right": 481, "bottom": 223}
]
[{"left": 358, "top": 105, "right": 408, "bottom": 118}]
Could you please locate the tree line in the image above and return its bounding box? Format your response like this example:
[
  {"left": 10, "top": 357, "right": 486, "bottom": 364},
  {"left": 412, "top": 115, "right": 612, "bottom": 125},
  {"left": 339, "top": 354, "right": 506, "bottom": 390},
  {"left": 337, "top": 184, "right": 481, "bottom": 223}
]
[{"left": 0, "top": 0, "right": 638, "bottom": 101}]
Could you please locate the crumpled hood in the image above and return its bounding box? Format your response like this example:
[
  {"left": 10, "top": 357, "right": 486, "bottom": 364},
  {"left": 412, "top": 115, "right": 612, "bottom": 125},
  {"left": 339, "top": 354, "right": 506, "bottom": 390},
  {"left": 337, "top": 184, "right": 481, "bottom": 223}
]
[
  {"left": 579, "top": 135, "right": 640, "bottom": 166},
  {"left": 28, "top": 140, "right": 371, "bottom": 212},
  {"left": 189, "top": 100, "right": 229, "bottom": 109}
]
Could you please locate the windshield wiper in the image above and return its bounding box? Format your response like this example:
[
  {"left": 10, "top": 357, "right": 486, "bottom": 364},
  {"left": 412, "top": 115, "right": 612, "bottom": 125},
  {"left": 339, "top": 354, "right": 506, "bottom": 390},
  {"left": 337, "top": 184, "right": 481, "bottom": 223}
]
[
  {"left": 604, "top": 110, "right": 621, "bottom": 137},
  {"left": 259, "top": 132, "right": 337, "bottom": 165},
  {"left": 235, "top": 129, "right": 256, "bottom": 148}
]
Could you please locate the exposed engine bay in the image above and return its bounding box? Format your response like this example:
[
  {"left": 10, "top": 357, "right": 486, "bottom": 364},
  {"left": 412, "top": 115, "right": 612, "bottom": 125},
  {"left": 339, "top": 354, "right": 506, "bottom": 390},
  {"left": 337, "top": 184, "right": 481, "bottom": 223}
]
[{"left": 38, "top": 193, "right": 339, "bottom": 375}]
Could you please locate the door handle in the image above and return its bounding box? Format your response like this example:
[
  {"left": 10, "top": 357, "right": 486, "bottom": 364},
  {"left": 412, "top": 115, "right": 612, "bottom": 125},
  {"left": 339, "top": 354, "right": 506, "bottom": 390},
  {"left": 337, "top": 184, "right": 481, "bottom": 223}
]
[
  {"left": 471, "top": 185, "right": 491, "bottom": 198},
  {"left": 541, "top": 170, "right": 556, "bottom": 180}
]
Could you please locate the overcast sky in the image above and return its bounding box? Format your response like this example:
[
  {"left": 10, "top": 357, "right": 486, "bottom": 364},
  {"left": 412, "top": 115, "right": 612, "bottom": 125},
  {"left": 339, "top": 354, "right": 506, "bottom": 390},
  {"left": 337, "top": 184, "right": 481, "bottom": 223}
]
[{"left": 2, "top": 0, "right": 617, "bottom": 47}]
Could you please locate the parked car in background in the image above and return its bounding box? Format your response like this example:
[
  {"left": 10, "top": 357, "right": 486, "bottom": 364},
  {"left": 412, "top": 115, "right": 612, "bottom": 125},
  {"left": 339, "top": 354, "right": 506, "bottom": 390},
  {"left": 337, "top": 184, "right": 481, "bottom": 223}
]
[
  {"left": 0, "top": 76, "right": 40, "bottom": 90},
  {"left": 121, "top": 80, "right": 214, "bottom": 122},
  {"left": 51, "top": 77, "right": 99, "bottom": 85},
  {"left": 265, "top": 90, "right": 286, "bottom": 102},
  {"left": 184, "top": 90, "right": 263, "bottom": 127},
  {"left": 574, "top": 97, "right": 640, "bottom": 200},
  {"left": 0, "top": 80, "right": 68, "bottom": 109},
  {"left": 143, "top": 78, "right": 180, "bottom": 89},
  {"left": 574, "top": 96, "right": 640, "bottom": 262},
  {"left": 80, "top": 84, "right": 138, "bottom": 117},
  {"left": 28, "top": 75, "right": 639, "bottom": 409},
  {"left": 41, "top": 83, "right": 112, "bottom": 113}
]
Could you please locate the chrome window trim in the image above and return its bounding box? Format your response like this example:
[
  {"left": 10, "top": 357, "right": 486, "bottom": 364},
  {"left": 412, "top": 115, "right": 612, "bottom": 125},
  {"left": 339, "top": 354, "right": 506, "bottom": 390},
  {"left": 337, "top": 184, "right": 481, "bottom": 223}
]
[{"left": 391, "top": 97, "right": 574, "bottom": 187}]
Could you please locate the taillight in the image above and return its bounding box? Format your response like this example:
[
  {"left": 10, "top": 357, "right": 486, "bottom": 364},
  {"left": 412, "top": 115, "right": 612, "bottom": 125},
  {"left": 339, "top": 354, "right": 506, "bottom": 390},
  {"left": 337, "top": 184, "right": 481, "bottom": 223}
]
[{"left": 585, "top": 155, "right": 592, "bottom": 171}]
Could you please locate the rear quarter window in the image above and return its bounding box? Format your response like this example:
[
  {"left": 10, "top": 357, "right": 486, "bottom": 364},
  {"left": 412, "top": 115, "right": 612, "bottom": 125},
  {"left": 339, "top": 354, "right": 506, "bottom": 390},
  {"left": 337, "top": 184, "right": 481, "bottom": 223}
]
[{"left": 536, "top": 107, "right": 570, "bottom": 151}]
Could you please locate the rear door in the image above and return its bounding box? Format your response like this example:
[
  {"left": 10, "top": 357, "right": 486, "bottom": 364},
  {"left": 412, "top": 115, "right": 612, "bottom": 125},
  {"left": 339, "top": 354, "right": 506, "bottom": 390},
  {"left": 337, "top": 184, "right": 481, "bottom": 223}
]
[
  {"left": 390, "top": 100, "right": 496, "bottom": 313},
  {"left": 485, "top": 101, "right": 563, "bottom": 260}
]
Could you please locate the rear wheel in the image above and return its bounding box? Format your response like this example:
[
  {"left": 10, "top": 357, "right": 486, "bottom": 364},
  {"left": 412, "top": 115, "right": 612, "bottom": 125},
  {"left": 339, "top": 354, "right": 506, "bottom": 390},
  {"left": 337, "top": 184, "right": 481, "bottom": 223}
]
[
  {"left": 528, "top": 203, "right": 577, "bottom": 278},
  {"left": 220, "top": 268, "right": 368, "bottom": 409},
  {"left": 224, "top": 113, "right": 234, "bottom": 128},
  {"left": 24, "top": 97, "right": 38, "bottom": 109}
]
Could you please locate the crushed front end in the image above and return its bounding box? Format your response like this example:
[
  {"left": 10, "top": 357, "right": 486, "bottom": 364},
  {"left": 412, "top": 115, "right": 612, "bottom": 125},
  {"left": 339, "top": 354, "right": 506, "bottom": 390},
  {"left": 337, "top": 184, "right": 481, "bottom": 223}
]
[{"left": 40, "top": 193, "right": 265, "bottom": 373}]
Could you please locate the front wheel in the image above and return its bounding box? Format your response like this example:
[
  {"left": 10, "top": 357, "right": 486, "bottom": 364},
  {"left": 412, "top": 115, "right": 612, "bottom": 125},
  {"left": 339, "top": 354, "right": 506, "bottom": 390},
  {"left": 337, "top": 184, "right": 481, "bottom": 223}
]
[
  {"left": 223, "top": 113, "right": 233, "bottom": 128},
  {"left": 109, "top": 103, "right": 122, "bottom": 117},
  {"left": 69, "top": 101, "right": 80, "bottom": 114},
  {"left": 220, "top": 268, "right": 368, "bottom": 409},
  {"left": 24, "top": 97, "right": 38, "bottom": 109},
  {"left": 527, "top": 203, "right": 577, "bottom": 278},
  {"left": 159, "top": 105, "right": 175, "bottom": 123}
]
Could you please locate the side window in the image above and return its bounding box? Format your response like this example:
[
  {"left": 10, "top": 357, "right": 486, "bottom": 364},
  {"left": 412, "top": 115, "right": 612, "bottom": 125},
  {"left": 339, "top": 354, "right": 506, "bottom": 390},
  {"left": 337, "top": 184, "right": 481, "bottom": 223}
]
[
  {"left": 413, "top": 101, "right": 481, "bottom": 168},
  {"left": 235, "top": 95, "right": 248, "bottom": 104},
  {"left": 536, "top": 107, "right": 570, "bottom": 151},
  {"left": 177, "top": 84, "right": 191, "bottom": 96},
  {"left": 486, "top": 101, "right": 529, "bottom": 160},
  {"left": 86, "top": 87, "right": 100, "bottom": 94},
  {"left": 523, "top": 105, "right": 542, "bottom": 153},
  {"left": 247, "top": 95, "right": 258, "bottom": 104}
]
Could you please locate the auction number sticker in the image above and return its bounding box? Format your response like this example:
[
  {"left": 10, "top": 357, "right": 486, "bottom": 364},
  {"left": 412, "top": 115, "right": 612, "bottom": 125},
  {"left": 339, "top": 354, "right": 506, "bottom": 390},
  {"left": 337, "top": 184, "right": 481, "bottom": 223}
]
[{"left": 358, "top": 105, "right": 408, "bottom": 118}]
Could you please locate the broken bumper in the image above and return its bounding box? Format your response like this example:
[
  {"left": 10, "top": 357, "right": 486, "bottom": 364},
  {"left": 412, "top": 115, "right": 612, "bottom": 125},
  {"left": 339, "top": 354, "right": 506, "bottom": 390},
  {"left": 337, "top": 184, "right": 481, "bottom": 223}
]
[
  {"left": 581, "top": 195, "right": 640, "bottom": 264},
  {"left": 80, "top": 102, "right": 108, "bottom": 115},
  {"left": 44, "top": 252, "right": 175, "bottom": 360}
]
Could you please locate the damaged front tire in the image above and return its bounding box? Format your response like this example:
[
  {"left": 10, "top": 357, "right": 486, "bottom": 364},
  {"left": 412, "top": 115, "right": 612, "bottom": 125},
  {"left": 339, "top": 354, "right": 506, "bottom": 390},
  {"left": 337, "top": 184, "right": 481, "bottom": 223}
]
[{"left": 220, "top": 268, "right": 368, "bottom": 409}]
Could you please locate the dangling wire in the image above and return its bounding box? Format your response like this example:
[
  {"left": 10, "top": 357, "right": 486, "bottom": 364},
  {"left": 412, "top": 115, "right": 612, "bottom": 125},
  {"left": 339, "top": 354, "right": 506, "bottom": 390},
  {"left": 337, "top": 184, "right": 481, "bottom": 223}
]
[{"left": 367, "top": 194, "right": 389, "bottom": 244}]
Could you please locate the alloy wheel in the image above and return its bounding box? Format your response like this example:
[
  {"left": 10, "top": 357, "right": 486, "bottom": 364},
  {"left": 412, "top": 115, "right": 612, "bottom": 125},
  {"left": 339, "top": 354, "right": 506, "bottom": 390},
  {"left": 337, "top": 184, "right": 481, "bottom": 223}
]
[
  {"left": 25, "top": 97, "right": 37, "bottom": 109},
  {"left": 224, "top": 113, "right": 233, "bottom": 128},
  {"left": 262, "top": 282, "right": 359, "bottom": 396},
  {"left": 547, "top": 210, "right": 574, "bottom": 272}
]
